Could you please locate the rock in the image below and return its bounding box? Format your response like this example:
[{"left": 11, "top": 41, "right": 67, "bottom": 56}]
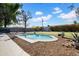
[{"left": 62, "top": 42, "right": 73, "bottom": 48}]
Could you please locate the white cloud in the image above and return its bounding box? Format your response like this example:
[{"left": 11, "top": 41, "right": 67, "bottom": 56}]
[
  {"left": 31, "top": 14, "right": 52, "bottom": 22},
  {"left": 41, "top": 14, "right": 52, "bottom": 21},
  {"left": 58, "top": 10, "right": 76, "bottom": 19},
  {"left": 52, "top": 7, "right": 62, "bottom": 14},
  {"left": 58, "top": 10, "right": 77, "bottom": 22},
  {"left": 35, "top": 11, "right": 43, "bottom": 16}
]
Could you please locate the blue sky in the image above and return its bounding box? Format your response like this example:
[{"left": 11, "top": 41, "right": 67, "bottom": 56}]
[{"left": 20, "top": 3, "right": 79, "bottom": 27}]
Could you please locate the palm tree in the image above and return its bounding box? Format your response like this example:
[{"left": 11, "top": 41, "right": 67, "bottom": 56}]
[{"left": 0, "top": 3, "right": 21, "bottom": 28}]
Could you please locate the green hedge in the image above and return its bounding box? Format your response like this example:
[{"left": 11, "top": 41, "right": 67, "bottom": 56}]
[{"left": 50, "top": 24, "right": 79, "bottom": 32}]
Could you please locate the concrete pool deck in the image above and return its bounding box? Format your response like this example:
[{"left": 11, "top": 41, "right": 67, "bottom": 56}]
[{"left": 0, "top": 33, "right": 30, "bottom": 56}]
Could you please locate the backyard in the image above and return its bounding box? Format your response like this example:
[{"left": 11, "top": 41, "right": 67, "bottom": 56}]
[
  {"left": 0, "top": 3, "right": 79, "bottom": 56},
  {"left": 9, "top": 32, "right": 79, "bottom": 56}
]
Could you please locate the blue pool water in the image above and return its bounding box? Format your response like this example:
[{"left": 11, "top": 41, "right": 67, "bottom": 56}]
[{"left": 19, "top": 34, "right": 53, "bottom": 40}]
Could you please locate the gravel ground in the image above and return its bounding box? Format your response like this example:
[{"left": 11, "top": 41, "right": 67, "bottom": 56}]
[{"left": 11, "top": 36, "right": 79, "bottom": 56}]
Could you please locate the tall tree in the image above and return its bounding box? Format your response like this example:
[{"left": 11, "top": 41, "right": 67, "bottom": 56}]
[
  {"left": 0, "top": 3, "right": 21, "bottom": 28},
  {"left": 68, "top": 4, "right": 79, "bottom": 24},
  {"left": 17, "top": 9, "right": 32, "bottom": 32},
  {"left": 22, "top": 10, "right": 32, "bottom": 32},
  {"left": 75, "top": 7, "right": 79, "bottom": 17}
]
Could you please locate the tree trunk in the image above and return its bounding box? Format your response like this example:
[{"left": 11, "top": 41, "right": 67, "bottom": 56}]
[
  {"left": 24, "top": 21, "right": 26, "bottom": 32},
  {"left": 25, "top": 21, "right": 26, "bottom": 29},
  {"left": 4, "top": 19, "right": 7, "bottom": 28},
  {"left": 42, "top": 19, "right": 43, "bottom": 32}
]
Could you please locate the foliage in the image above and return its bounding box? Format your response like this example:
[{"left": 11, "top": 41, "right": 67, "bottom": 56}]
[
  {"left": 17, "top": 9, "right": 32, "bottom": 32},
  {"left": 50, "top": 24, "right": 79, "bottom": 32},
  {"left": 0, "top": 3, "right": 21, "bottom": 28},
  {"left": 75, "top": 7, "right": 79, "bottom": 17},
  {"left": 72, "top": 32, "right": 79, "bottom": 42},
  {"left": 0, "top": 21, "right": 3, "bottom": 27},
  {"left": 32, "top": 26, "right": 42, "bottom": 31}
]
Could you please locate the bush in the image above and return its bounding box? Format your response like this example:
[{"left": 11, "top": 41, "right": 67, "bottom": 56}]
[
  {"left": 50, "top": 24, "right": 79, "bottom": 32},
  {"left": 32, "top": 26, "right": 42, "bottom": 31}
]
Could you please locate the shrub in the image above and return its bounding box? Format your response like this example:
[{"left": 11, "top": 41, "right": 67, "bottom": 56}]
[{"left": 50, "top": 24, "right": 79, "bottom": 32}]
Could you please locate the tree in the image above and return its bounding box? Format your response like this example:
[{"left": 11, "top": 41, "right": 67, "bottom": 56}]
[
  {"left": 68, "top": 4, "right": 79, "bottom": 24},
  {"left": 42, "top": 18, "right": 44, "bottom": 31},
  {"left": 69, "top": 4, "right": 79, "bottom": 49},
  {"left": 0, "top": 3, "right": 21, "bottom": 28},
  {"left": 0, "top": 20, "right": 3, "bottom": 27},
  {"left": 68, "top": 4, "right": 75, "bottom": 10},
  {"left": 75, "top": 7, "right": 79, "bottom": 17},
  {"left": 74, "top": 20, "right": 77, "bottom": 24},
  {"left": 17, "top": 9, "right": 32, "bottom": 32},
  {"left": 22, "top": 10, "right": 32, "bottom": 32}
]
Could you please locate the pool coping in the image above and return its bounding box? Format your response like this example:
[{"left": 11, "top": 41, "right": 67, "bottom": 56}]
[{"left": 15, "top": 34, "right": 58, "bottom": 43}]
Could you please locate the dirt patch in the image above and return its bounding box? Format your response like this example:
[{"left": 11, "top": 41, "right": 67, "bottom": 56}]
[{"left": 12, "top": 36, "right": 79, "bottom": 56}]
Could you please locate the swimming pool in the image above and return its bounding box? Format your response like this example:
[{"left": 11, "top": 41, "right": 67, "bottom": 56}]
[{"left": 16, "top": 33, "right": 58, "bottom": 43}]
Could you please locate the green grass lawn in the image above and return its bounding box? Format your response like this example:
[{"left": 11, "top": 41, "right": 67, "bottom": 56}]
[{"left": 27, "top": 31, "right": 79, "bottom": 39}]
